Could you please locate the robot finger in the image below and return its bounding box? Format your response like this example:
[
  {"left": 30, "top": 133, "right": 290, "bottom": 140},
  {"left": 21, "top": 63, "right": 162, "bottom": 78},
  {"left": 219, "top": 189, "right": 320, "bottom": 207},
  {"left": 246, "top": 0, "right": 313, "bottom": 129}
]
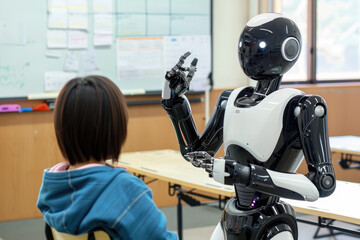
[
  {"left": 185, "top": 58, "right": 198, "bottom": 83},
  {"left": 167, "top": 51, "right": 192, "bottom": 78}
]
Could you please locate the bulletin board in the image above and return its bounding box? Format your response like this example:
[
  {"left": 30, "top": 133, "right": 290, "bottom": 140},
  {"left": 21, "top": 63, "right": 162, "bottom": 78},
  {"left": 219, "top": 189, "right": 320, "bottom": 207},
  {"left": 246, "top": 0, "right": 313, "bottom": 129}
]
[{"left": 0, "top": 0, "right": 212, "bottom": 99}]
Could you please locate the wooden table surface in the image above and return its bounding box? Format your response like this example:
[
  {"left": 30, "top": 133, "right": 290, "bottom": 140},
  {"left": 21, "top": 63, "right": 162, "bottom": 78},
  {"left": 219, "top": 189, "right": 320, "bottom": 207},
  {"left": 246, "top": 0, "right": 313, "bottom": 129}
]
[
  {"left": 330, "top": 135, "right": 360, "bottom": 155},
  {"left": 118, "top": 149, "right": 235, "bottom": 197},
  {"left": 284, "top": 180, "right": 360, "bottom": 225},
  {"left": 118, "top": 149, "right": 360, "bottom": 225}
]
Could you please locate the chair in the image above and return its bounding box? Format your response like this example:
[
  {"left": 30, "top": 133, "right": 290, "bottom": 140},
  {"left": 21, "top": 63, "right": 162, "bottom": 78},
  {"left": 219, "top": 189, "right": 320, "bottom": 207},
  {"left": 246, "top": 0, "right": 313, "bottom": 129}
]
[{"left": 45, "top": 223, "right": 112, "bottom": 240}]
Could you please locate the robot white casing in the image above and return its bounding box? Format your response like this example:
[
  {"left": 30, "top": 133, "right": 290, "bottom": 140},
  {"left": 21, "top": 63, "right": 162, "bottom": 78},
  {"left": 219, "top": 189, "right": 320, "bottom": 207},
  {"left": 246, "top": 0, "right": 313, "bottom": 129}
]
[
  {"left": 223, "top": 87, "right": 303, "bottom": 163},
  {"left": 161, "top": 12, "right": 336, "bottom": 240}
]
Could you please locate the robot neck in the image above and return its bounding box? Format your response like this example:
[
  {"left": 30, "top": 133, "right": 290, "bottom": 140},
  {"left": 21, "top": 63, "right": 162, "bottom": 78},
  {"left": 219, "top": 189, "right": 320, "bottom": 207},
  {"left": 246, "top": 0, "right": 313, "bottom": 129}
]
[
  {"left": 235, "top": 76, "right": 282, "bottom": 108},
  {"left": 254, "top": 76, "right": 282, "bottom": 96}
]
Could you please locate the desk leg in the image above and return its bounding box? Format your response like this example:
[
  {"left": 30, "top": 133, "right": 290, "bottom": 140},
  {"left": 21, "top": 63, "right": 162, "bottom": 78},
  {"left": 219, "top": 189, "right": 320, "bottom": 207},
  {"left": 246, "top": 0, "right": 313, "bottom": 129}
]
[{"left": 177, "top": 192, "right": 183, "bottom": 240}]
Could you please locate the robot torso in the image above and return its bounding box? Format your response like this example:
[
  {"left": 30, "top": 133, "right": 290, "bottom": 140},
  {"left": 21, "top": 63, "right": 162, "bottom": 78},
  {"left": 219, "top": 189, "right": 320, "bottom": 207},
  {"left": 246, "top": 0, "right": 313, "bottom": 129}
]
[{"left": 224, "top": 87, "right": 305, "bottom": 172}]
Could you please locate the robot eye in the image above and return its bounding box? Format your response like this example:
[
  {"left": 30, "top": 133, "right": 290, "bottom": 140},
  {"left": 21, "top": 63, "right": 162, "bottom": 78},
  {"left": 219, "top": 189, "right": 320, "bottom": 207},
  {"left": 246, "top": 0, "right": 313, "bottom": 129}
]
[{"left": 281, "top": 37, "right": 300, "bottom": 61}]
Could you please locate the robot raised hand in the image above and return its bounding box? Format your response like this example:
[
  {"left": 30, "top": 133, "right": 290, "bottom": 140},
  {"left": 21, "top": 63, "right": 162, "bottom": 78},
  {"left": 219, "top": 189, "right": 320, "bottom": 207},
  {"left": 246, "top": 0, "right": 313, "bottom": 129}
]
[
  {"left": 162, "top": 51, "right": 198, "bottom": 100},
  {"left": 162, "top": 13, "right": 336, "bottom": 240}
]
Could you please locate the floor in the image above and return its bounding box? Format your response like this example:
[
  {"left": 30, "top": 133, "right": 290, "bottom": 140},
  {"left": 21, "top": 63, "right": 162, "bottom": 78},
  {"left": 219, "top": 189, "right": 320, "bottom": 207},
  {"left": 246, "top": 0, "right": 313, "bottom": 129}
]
[{"left": 0, "top": 203, "right": 359, "bottom": 239}]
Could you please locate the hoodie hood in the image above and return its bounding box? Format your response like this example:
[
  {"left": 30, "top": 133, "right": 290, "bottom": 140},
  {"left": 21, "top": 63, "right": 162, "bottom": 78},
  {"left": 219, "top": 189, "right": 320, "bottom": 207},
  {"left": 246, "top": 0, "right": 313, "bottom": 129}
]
[{"left": 37, "top": 165, "right": 128, "bottom": 234}]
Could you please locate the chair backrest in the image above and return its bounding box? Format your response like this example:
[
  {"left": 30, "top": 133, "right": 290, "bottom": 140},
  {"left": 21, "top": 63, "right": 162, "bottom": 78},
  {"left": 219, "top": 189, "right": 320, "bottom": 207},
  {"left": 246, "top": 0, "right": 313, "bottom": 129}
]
[{"left": 45, "top": 223, "right": 112, "bottom": 240}]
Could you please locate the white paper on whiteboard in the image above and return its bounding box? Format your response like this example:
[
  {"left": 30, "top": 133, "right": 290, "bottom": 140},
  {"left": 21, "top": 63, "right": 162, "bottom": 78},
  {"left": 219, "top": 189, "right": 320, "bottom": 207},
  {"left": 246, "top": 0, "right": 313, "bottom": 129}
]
[
  {"left": 82, "top": 49, "right": 99, "bottom": 72},
  {"left": 44, "top": 71, "right": 76, "bottom": 92},
  {"left": 48, "top": 12, "right": 68, "bottom": 29},
  {"left": 94, "top": 14, "right": 113, "bottom": 34},
  {"left": 67, "top": 0, "right": 88, "bottom": 14},
  {"left": 45, "top": 50, "right": 62, "bottom": 58},
  {"left": 63, "top": 51, "right": 79, "bottom": 72},
  {"left": 68, "top": 14, "right": 88, "bottom": 30},
  {"left": 93, "top": 0, "right": 113, "bottom": 13},
  {"left": 117, "top": 37, "right": 164, "bottom": 81},
  {"left": 68, "top": 30, "right": 88, "bottom": 49},
  {"left": 47, "top": 30, "right": 67, "bottom": 48},
  {"left": 94, "top": 34, "right": 112, "bottom": 46},
  {"left": 48, "top": 0, "right": 67, "bottom": 13}
]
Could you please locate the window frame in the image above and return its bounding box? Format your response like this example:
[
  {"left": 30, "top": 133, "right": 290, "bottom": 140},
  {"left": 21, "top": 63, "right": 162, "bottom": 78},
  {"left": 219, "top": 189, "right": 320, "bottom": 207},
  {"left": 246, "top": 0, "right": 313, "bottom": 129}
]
[{"left": 267, "top": 0, "right": 360, "bottom": 85}]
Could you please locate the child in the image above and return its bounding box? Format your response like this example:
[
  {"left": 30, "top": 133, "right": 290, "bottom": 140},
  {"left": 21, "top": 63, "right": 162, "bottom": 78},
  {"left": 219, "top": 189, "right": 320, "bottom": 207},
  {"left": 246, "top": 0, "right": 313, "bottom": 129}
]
[{"left": 37, "top": 75, "right": 177, "bottom": 240}]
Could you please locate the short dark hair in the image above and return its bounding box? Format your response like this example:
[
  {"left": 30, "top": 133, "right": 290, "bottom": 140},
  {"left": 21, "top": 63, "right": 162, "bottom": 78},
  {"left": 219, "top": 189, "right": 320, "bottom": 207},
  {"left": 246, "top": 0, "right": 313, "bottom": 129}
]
[{"left": 54, "top": 75, "right": 128, "bottom": 165}]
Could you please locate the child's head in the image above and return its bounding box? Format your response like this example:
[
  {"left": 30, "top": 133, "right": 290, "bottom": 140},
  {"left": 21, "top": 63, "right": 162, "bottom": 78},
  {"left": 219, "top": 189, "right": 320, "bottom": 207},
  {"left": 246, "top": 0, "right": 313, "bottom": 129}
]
[{"left": 54, "top": 75, "right": 128, "bottom": 165}]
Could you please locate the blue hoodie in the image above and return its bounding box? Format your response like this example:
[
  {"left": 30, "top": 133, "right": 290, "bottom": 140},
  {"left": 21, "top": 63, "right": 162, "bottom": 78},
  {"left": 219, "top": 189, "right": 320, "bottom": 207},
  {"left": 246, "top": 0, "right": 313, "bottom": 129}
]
[{"left": 37, "top": 164, "right": 177, "bottom": 240}]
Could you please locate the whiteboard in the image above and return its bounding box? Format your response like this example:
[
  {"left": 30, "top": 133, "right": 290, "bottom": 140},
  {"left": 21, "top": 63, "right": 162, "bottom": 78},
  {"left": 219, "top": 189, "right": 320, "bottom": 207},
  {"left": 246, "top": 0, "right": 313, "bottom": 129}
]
[{"left": 0, "top": 0, "right": 212, "bottom": 99}]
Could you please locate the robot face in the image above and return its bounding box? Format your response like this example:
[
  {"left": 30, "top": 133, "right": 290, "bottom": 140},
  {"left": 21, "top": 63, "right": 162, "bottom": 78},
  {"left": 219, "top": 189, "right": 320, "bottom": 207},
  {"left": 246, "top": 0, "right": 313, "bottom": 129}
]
[{"left": 238, "top": 13, "right": 301, "bottom": 80}]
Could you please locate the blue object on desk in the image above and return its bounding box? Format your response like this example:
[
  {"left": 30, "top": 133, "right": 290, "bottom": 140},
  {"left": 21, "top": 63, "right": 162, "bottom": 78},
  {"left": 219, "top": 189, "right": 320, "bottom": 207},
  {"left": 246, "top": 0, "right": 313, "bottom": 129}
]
[{"left": 19, "top": 107, "right": 33, "bottom": 112}]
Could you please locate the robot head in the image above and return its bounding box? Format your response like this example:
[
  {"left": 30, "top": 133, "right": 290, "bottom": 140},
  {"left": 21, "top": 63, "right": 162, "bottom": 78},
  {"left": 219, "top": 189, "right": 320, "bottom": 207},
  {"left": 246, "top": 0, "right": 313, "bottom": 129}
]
[{"left": 238, "top": 13, "right": 301, "bottom": 80}]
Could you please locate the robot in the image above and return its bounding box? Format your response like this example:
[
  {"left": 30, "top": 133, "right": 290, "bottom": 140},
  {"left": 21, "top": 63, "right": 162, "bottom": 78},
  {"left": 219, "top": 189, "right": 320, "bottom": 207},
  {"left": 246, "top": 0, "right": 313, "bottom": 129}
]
[{"left": 161, "top": 13, "right": 336, "bottom": 240}]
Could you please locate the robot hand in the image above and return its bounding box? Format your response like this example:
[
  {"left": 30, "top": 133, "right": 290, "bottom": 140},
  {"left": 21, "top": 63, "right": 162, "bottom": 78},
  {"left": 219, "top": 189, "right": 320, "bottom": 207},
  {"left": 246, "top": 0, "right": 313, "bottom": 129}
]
[
  {"left": 186, "top": 153, "right": 320, "bottom": 202},
  {"left": 184, "top": 151, "right": 214, "bottom": 174},
  {"left": 184, "top": 152, "right": 250, "bottom": 186},
  {"left": 162, "top": 52, "right": 198, "bottom": 100}
]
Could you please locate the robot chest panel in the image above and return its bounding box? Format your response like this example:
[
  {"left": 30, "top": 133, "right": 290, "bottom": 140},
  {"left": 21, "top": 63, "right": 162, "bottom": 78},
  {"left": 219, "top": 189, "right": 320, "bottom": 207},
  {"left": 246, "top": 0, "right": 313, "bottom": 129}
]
[{"left": 223, "top": 87, "right": 304, "bottom": 162}]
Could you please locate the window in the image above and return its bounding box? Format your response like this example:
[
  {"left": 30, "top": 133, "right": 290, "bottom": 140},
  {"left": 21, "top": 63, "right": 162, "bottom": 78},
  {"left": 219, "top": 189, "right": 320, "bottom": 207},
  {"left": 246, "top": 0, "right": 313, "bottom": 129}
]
[
  {"left": 317, "top": 0, "right": 360, "bottom": 81},
  {"left": 271, "top": 0, "right": 360, "bottom": 83},
  {"left": 281, "top": 1, "right": 308, "bottom": 82}
]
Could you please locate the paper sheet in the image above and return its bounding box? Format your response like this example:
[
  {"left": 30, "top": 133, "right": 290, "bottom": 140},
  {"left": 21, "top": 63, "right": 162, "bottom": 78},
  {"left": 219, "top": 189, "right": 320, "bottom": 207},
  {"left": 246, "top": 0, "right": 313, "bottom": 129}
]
[
  {"left": 93, "top": 0, "right": 113, "bottom": 13},
  {"left": 44, "top": 71, "right": 77, "bottom": 92},
  {"left": 67, "top": 0, "right": 88, "bottom": 14},
  {"left": 117, "top": 37, "right": 164, "bottom": 81},
  {"left": 94, "top": 34, "right": 112, "bottom": 46},
  {"left": 68, "top": 30, "right": 88, "bottom": 49},
  {"left": 94, "top": 14, "right": 113, "bottom": 34},
  {"left": 48, "top": 12, "right": 67, "bottom": 29},
  {"left": 45, "top": 50, "right": 62, "bottom": 58},
  {"left": 82, "top": 49, "right": 99, "bottom": 72},
  {"left": 68, "top": 14, "right": 88, "bottom": 30},
  {"left": 48, "top": 0, "right": 67, "bottom": 13},
  {"left": 63, "top": 51, "right": 79, "bottom": 72},
  {"left": 47, "top": 30, "right": 67, "bottom": 48}
]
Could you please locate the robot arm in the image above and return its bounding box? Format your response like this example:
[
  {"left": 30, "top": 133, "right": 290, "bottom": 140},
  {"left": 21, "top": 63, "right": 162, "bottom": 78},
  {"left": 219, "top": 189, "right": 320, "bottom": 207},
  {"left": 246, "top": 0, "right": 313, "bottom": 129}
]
[
  {"left": 295, "top": 95, "right": 336, "bottom": 197},
  {"left": 186, "top": 94, "right": 336, "bottom": 202},
  {"left": 187, "top": 152, "right": 320, "bottom": 201},
  {"left": 161, "top": 52, "right": 228, "bottom": 159}
]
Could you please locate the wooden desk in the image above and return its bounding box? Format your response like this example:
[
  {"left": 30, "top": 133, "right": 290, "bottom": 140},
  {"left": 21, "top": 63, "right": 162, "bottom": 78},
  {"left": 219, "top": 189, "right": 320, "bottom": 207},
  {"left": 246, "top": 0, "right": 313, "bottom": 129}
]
[
  {"left": 118, "top": 150, "right": 360, "bottom": 238},
  {"left": 119, "top": 149, "right": 235, "bottom": 197},
  {"left": 330, "top": 135, "right": 360, "bottom": 155},
  {"left": 330, "top": 135, "right": 360, "bottom": 169},
  {"left": 284, "top": 181, "right": 360, "bottom": 237},
  {"left": 118, "top": 149, "right": 235, "bottom": 240}
]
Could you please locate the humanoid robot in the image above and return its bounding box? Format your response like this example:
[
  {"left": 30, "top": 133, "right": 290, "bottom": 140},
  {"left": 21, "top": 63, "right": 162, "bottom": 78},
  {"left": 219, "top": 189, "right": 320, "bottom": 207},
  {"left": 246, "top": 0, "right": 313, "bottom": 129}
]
[{"left": 161, "top": 13, "right": 336, "bottom": 240}]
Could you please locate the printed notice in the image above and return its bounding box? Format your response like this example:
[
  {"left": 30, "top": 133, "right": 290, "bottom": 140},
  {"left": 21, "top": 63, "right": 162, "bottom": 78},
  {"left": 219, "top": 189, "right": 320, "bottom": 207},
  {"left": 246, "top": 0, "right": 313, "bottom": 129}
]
[
  {"left": 63, "top": 51, "right": 79, "bottom": 72},
  {"left": 94, "top": 14, "right": 113, "bottom": 34},
  {"left": 45, "top": 50, "right": 62, "bottom": 58},
  {"left": 82, "top": 49, "right": 99, "bottom": 72},
  {"left": 47, "top": 30, "right": 67, "bottom": 48},
  {"left": 48, "top": 0, "right": 67, "bottom": 13},
  {"left": 44, "top": 71, "right": 77, "bottom": 92},
  {"left": 93, "top": 0, "right": 113, "bottom": 13},
  {"left": 68, "top": 14, "right": 88, "bottom": 30},
  {"left": 67, "top": 0, "right": 88, "bottom": 14},
  {"left": 48, "top": 12, "right": 67, "bottom": 29},
  {"left": 117, "top": 37, "right": 164, "bottom": 81},
  {"left": 68, "top": 30, "right": 88, "bottom": 49},
  {"left": 94, "top": 34, "right": 112, "bottom": 46}
]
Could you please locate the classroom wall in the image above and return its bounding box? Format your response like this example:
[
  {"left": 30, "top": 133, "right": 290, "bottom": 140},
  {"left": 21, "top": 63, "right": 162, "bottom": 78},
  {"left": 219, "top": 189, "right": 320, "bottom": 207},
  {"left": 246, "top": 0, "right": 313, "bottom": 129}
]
[
  {"left": 2, "top": 0, "right": 360, "bottom": 223},
  {"left": 2, "top": 84, "right": 360, "bottom": 222}
]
